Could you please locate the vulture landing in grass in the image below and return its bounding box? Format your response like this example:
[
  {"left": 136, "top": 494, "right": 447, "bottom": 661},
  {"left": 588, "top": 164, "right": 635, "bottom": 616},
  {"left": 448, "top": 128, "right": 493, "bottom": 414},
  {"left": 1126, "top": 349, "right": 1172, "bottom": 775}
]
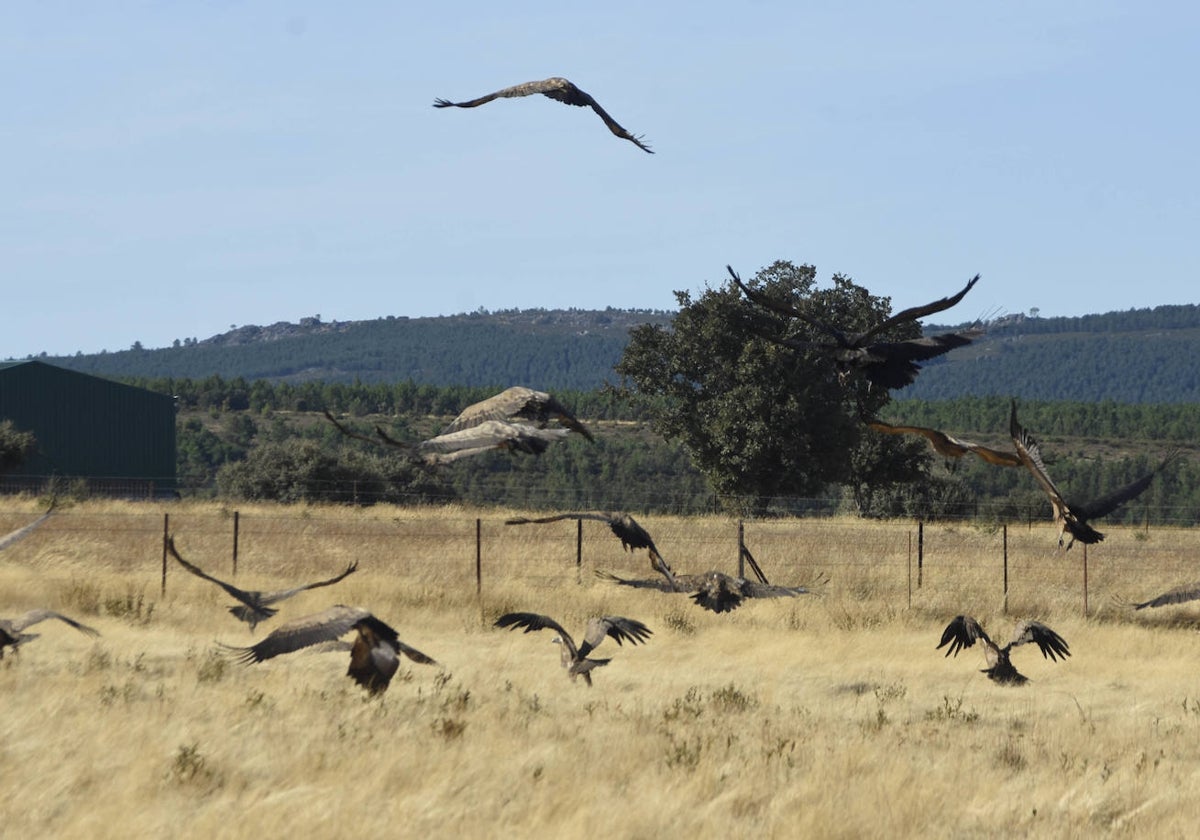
[
  {"left": 219, "top": 605, "right": 436, "bottom": 696},
  {"left": 167, "top": 535, "right": 358, "bottom": 630},
  {"left": 494, "top": 612, "right": 651, "bottom": 686},
  {"left": 595, "top": 569, "right": 820, "bottom": 614},
  {"left": 1009, "top": 401, "right": 1179, "bottom": 550},
  {"left": 433, "top": 77, "right": 653, "bottom": 153},
  {"left": 728, "top": 265, "right": 982, "bottom": 390},
  {"left": 0, "top": 609, "right": 100, "bottom": 659},
  {"left": 505, "top": 511, "right": 676, "bottom": 589},
  {"left": 864, "top": 417, "right": 1022, "bottom": 468},
  {"left": 439, "top": 386, "right": 594, "bottom": 441},
  {"left": 937, "top": 615, "right": 1069, "bottom": 685}
]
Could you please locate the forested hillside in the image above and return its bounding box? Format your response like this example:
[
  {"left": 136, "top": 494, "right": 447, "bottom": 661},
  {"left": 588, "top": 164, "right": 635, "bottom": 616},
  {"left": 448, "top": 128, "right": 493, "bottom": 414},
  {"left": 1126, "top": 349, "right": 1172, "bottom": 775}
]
[{"left": 11, "top": 301, "right": 1200, "bottom": 403}]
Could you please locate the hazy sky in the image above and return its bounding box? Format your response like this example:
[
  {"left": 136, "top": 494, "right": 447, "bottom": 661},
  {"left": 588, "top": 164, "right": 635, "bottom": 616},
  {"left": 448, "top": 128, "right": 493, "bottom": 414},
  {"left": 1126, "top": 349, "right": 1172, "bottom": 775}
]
[{"left": 4, "top": 2, "right": 1197, "bottom": 360}]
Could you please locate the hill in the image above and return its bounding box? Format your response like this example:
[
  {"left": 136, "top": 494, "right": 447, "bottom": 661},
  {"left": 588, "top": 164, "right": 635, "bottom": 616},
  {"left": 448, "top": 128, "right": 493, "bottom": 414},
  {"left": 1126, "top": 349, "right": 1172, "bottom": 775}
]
[{"left": 14, "top": 303, "right": 1200, "bottom": 403}]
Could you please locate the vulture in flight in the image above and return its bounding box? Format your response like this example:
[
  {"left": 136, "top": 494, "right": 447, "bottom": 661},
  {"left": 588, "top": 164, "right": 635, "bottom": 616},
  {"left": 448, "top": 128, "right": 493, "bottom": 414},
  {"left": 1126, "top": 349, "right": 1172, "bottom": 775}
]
[
  {"left": 1121, "top": 581, "right": 1200, "bottom": 611},
  {"left": 1, "top": 609, "right": 100, "bottom": 659},
  {"left": 937, "top": 615, "right": 1070, "bottom": 685},
  {"left": 219, "top": 605, "right": 437, "bottom": 696},
  {"left": 166, "top": 535, "right": 358, "bottom": 630},
  {"left": 595, "top": 569, "right": 819, "bottom": 614},
  {"left": 325, "top": 412, "right": 575, "bottom": 464},
  {"left": 505, "top": 511, "right": 676, "bottom": 589},
  {"left": 494, "top": 612, "right": 652, "bottom": 686},
  {"left": 728, "top": 265, "right": 982, "bottom": 390},
  {"left": 1009, "top": 401, "right": 1179, "bottom": 549},
  {"left": 440, "top": 386, "right": 594, "bottom": 442},
  {"left": 433, "top": 76, "right": 653, "bottom": 153},
  {"left": 864, "top": 417, "right": 1022, "bottom": 468}
]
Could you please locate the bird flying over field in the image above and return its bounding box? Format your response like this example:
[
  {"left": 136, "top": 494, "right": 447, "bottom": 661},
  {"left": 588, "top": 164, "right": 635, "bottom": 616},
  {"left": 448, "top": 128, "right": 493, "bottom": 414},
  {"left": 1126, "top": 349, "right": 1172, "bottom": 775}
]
[
  {"left": 433, "top": 76, "right": 653, "bottom": 153},
  {"left": 494, "top": 612, "right": 651, "bottom": 686},
  {"left": 505, "top": 511, "right": 676, "bottom": 589},
  {"left": 440, "top": 386, "right": 594, "bottom": 442},
  {"left": 728, "top": 266, "right": 982, "bottom": 390},
  {"left": 0, "top": 506, "right": 55, "bottom": 553},
  {"left": 1009, "top": 401, "right": 1178, "bottom": 550},
  {"left": 166, "top": 535, "right": 358, "bottom": 630},
  {"left": 0, "top": 609, "right": 100, "bottom": 659},
  {"left": 1120, "top": 581, "right": 1200, "bottom": 611},
  {"left": 864, "top": 417, "right": 1021, "bottom": 467},
  {"left": 595, "top": 568, "right": 820, "bottom": 614},
  {"left": 937, "top": 615, "right": 1069, "bottom": 685},
  {"left": 219, "top": 605, "right": 437, "bottom": 696}
]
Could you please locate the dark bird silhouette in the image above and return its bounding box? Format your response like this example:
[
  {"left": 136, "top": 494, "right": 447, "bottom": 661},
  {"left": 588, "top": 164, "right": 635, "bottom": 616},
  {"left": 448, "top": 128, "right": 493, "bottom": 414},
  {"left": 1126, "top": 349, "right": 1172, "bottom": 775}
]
[
  {"left": 864, "top": 417, "right": 1022, "bottom": 467},
  {"left": 728, "top": 265, "right": 982, "bottom": 390},
  {"left": 1009, "top": 401, "right": 1179, "bottom": 549},
  {"left": 219, "top": 605, "right": 436, "bottom": 695},
  {"left": 937, "top": 615, "right": 1070, "bottom": 685},
  {"left": 0, "top": 609, "right": 100, "bottom": 659},
  {"left": 433, "top": 77, "right": 653, "bottom": 153},
  {"left": 440, "top": 386, "right": 594, "bottom": 442},
  {"left": 166, "top": 535, "right": 358, "bottom": 630},
  {"left": 494, "top": 612, "right": 651, "bottom": 686},
  {"left": 595, "top": 569, "right": 819, "bottom": 614},
  {"left": 1121, "top": 581, "right": 1200, "bottom": 611},
  {"left": 505, "top": 511, "right": 676, "bottom": 589}
]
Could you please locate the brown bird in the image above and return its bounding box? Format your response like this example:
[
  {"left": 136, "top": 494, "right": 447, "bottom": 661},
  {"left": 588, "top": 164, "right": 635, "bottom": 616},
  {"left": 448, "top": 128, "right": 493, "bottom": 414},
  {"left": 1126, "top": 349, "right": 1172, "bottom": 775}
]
[
  {"left": 506, "top": 511, "right": 676, "bottom": 589},
  {"left": 440, "top": 386, "right": 594, "bottom": 442},
  {"left": 434, "top": 77, "right": 653, "bottom": 153},
  {"left": 729, "top": 265, "right": 982, "bottom": 390},
  {"left": 1009, "top": 401, "right": 1179, "bottom": 549},
  {"left": 1121, "top": 581, "right": 1200, "bottom": 611},
  {"left": 937, "top": 615, "right": 1070, "bottom": 685},
  {"left": 494, "top": 612, "right": 651, "bottom": 686},
  {"left": 595, "top": 569, "right": 819, "bottom": 614},
  {"left": 864, "top": 417, "right": 1022, "bottom": 467},
  {"left": 166, "top": 535, "right": 358, "bottom": 630},
  {"left": 219, "top": 605, "right": 436, "bottom": 696},
  {"left": 0, "top": 609, "right": 100, "bottom": 659}
]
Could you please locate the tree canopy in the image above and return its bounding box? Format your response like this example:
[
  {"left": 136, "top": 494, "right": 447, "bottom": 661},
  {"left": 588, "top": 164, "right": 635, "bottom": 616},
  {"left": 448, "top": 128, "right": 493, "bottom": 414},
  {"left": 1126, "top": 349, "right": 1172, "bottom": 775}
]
[{"left": 0, "top": 420, "right": 36, "bottom": 474}]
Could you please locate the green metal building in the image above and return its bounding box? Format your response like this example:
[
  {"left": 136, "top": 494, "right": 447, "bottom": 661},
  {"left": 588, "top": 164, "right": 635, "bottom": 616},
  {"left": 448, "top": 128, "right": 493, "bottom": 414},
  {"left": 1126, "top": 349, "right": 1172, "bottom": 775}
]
[{"left": 0, "top": 360, "right": 176, "bottom": 496}]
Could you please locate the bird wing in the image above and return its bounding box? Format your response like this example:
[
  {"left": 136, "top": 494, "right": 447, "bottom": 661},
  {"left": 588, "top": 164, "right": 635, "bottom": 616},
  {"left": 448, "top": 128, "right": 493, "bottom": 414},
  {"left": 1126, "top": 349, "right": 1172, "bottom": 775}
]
[
  {"left": 323, "top": 410, "right": 398, "bottom": 449},
  {"left": 854, "top": 275, "right": 980, "bottom": 344},
  {"left": 505, "top": 511, "right": 617, "bottom": 526},
  {"left": 442, "top": 387, "right": 594, "bottom": 441},
  {"left": 166, "top": 536, "right": 256, "bottom": 607},
  {"left": 1009, "top": 620, "right": 1070, "bottom": 662},
  {"left": 1129, "top": 581, "right": 1200, "bottom": 610},
  {"left": 418, "top": 421, "right": 570, "bottom": 458},
  {"left": 257, "top": 561, "right": 359, "bottom": 606},
  {"left": 433, "top": 77, "right": 571, "bottom": 108},
  {"left": 10, "top": 609, "right": 100, "bottom": 636},
  {"left": 728, "top": 266, "right": 847, "bottom": 342},
  {"left": 494, "top": 612, "right": 577, "bottom": 659},
  {"left": 1009, "top": 402, "right": 1073, "bottom": 522},
  {"left": 592, "top": 569, "right": 678, "bottom": 592},
  {"left": 738, "top": 580, "right": 814, "bottom": 599},
  {"left": 219, "top": 605, "right": 372, "bottom": 664},
  {"left": 578, "top": 615, "right": 652, "bottom": 658},
  {"left": 936, "top": 615, "right": 993, "bottom": 658},
  {"left": 0, "top": 509, "right": 54, "bottom": 552},
  {"left": 1074, "top": 450, "right": 1180, "bottom": 521},
  {"left": 866, "top": 419, "right": 971, "bottom": 458}
]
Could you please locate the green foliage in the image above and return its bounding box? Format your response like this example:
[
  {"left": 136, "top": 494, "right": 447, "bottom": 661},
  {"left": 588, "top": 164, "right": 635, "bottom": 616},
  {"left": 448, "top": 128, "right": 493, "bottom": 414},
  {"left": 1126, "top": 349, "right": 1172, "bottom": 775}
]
[
  {"left": 0, "top": 419, "right": 36, "bottom": 474},
  {"left": 615, "top": 261, "right": 929, "bottom": 514}
]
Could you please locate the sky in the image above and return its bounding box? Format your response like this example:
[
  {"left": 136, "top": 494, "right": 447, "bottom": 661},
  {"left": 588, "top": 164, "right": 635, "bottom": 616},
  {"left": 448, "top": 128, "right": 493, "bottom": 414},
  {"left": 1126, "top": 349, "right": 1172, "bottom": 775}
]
[{"left": 4, "top": 2, "right": 1198, "bottom": 360}]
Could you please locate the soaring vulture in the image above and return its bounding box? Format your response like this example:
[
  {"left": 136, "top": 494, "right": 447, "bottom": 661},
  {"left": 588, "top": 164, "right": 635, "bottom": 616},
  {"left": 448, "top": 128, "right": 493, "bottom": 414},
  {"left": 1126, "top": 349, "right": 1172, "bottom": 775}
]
[
  {"left": 219, "top": 605, "right": 437, "bottom": 696},
  {"left": 595, "top": 569, "right": 818, "bottom": 614},
  {"left": 864, "top": 417, "right": 1022, "bottom": 467},
  {"left": 1009, "top": 401, "right": 1179, "bottom": 549},
  {"left": 505, "top": 511, "right": 676, "bottom": 589},
  {"left": 728, "top": 265, "right": 982, "bottom": 390},
  {"left": 0, "top": 506, "right": 55, "bottom": 553},
  {"left": 440, "top": 386, "right": 594, "bottom": 442},
  {"left": 325, "top": 412, "right": 575, "bottom": 464},
  {"left": 433, "top": 77, "right": 653, "bottom": 153},
  {"left": 937, "top": 615, "right": 1070, "bottom": 685},
  {"left": 167, "top": 535, "right": 358, "bottom": 630},
  {"left": 1121, "top": 581, "right": 1200, "bottom": 611},
  {"left": 0, "top": 609, "right": 100, "bottom": 659},
  {"left": 494, "top": 612, "right": 652, "bottom": 686}
]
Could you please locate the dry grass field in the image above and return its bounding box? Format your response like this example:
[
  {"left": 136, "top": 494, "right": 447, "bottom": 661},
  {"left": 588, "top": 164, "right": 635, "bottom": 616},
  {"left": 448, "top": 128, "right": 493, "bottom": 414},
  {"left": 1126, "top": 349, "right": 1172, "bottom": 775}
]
[{"left": 4, "top": 499, "right": 1200, "bottom": 838}]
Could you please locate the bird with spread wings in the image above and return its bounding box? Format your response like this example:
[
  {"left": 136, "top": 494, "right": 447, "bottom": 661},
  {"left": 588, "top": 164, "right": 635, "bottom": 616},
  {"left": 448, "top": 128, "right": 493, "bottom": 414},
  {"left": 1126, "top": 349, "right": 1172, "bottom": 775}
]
[
  {"left": 729, "top": 265, "right": 982, "bottom": 390},
  {"left": 595, "top": 569, "right": 821, "bottom": 614},
  {"left": 863, "top": 417, "right": 1021, "bottom": 467},
  {"left": 494, "top": 612, "right": 652, "bottom": 686},
  {"left": 166, "top": 535, "right": 358, "bottom": 630},
  {"left": 219, "top": 605, "right": 437, "bottom": 696},
  {"left": 439, "top": 386, "right": 594, "bottom": 441},
  {"left": 1, "top": 609, "right": 100, "bottom": 659},
  {"left": 434, "top": 77, "right": 653, "bottom": 153},
  {"left": 1009, "top": 400, "right": 1179, "bottom": 549},
  {"left": 937, "top": 615, "right": 1070, "bottom": 685}
]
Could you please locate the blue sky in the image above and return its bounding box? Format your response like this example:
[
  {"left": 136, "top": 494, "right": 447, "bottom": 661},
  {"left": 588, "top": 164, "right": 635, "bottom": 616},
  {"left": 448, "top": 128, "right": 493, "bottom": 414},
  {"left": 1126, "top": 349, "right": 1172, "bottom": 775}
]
[{"left": 4, "top": 2, "right": 1197, "bottom": 360}]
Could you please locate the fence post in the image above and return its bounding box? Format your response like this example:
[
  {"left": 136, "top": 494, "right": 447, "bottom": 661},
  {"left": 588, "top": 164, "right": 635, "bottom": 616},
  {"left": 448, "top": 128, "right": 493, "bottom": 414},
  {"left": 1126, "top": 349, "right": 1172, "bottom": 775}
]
[
  {"left": 576, "top": 518, "right": 583, "bottom": 584},
  {"left": 161, "top": 512, "right": 169, "bottom": 596},
  {"left": 1082, "top": 543, "right": 1089, "bottom": 617},
  {"left": 232, "top": 510, "right": 240, "bottom": 576},
  {"left": 907, "top": 530, "right": 912, "bottom": 609},
  {"left": 917, "top": 520, "right": 924, "bottom": 588},
  {"left": 475, "top": 518, "right": 482, "bottom": 597},
  {"left": 1002, "top": 524, "right": 1009, "bottom": 615},
  {"left": 737, "top": 520, "right": 745, "bottom": 578}
]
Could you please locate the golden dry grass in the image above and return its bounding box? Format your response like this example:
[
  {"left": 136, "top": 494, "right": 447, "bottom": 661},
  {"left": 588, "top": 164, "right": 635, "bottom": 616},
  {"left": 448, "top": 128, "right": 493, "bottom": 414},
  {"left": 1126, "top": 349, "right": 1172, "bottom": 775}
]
[{"left": 4, "top": 499, "right": 1200, "bottom": 838}]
